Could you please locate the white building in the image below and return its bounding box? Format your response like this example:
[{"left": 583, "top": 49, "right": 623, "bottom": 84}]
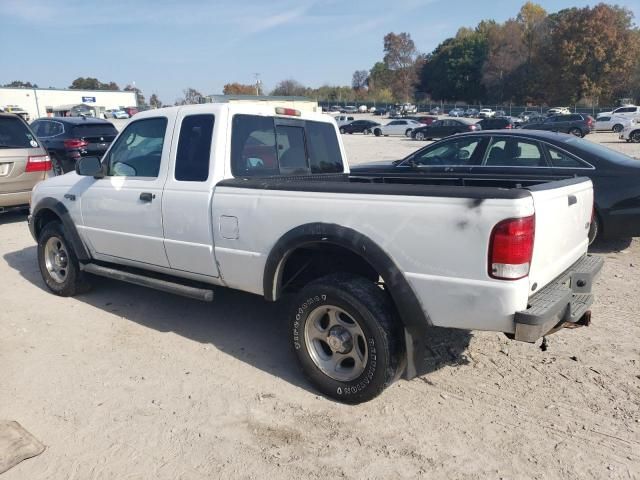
[{"left": 0, "top": 87, "right": 137, "bottom": 120}]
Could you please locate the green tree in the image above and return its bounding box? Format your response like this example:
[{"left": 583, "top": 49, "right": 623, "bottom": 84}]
[
  {"left": 124, "top": 84, "right": 145, "bottom": 106},
  {"left": 3, "top": 80, "right": 38, "bottom": 88},
  {"left": 149, "top": 93, "right": 162, "bottom": 109},
  {"left": 383, "top": 32, "right": 419, "bottom": 102},
  {"left": 352, "top": 70, "right": 369, "bottom": 91},
  {"left": 270, "top": 79, "right": 308, "bottom": 96},
  {"left": 69, "top": 77, "right": 120, "bottom": 90}
]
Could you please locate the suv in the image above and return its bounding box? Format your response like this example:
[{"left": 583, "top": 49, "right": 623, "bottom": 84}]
[
  {"left": 0, "top": 113, "right": 50, "bottom": 211},
  {"left": 598, "top": 105, "right": 640, "bottom": 119},
  {"left": 521, "top": 113, "right": 594, "bottom": 137},
  {"left": 31, "top": 117, "right": 118, "bottom": 175},
  {"left": 619, "top": 119, "right": 640, "bottom": 143}
]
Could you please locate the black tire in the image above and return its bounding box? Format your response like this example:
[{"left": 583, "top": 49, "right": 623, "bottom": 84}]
[
  {"left": 289, "top": 273, "right": 403, "bottom": 404},
  {"left": 405, "top": 129, "right": 412, "bottom": 137},
  {"left": 630, "top": 130, "right": 640, "bottom": 143},
  {"left": 37, "top": 222, "right": 91, "bottom": 296},
  {"left": 363, "top": 129, "right": 370, "bottom": 135},
  {"left": 374, "top": 129, "right": 381, "bottom": 137},
  {"left": 49, "top": 154, "right": 64, "bottom": 176},
  {"left": 415, "top": 132, "right": 425, "bottom": 141},
  {"left": 588, "top": 213, "right": 600, "bottom": 245},
  {"left": 569, "top": 127, "right": 583, "bottom": 137},
  {"left": 339, "top": 127, "right": 346, "bottom": 134},
  {"left": 612, "top": 124, "right": 623, "bottom": 133}
]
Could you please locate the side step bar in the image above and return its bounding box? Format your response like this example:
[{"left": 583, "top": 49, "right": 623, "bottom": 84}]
[{"left": 80, "top": 263, "right": 214, "bottom": 302}]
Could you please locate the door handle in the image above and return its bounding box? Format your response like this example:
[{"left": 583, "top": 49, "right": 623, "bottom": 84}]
[{"left": 139, "top": 192, "right": 155, "bottom": 202}]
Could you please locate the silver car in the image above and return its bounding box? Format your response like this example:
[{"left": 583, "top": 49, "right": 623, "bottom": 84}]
[{"left": 0, "top": 113, "right": 51, "bottom": 211}]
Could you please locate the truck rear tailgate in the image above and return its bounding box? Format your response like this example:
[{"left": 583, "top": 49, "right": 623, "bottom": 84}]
[{"left": 527, "top": 178, "right": 593, "bottom": 294}]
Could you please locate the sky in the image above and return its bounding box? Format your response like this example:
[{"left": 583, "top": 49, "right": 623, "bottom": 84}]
[{"left": 1, "top": 0, "right": 638, "bottom": 103}]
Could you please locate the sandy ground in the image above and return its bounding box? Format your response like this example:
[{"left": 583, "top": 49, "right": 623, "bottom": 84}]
[{"left": 1, "top": 126, "right": 639, "bottom": 479}]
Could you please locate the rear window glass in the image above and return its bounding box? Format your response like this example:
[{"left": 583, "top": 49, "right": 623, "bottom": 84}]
[
  {"left": 175, "top": 114, "right": 214, "bottom": 182},
  {"left": 563, "top": 137, "right": 638, "bottom": 166},
  {"left": 71, "top": 123, "right": 118, "bottom": 138},
  {"left": 0, "top": 117, "right": 39, "bottom": 148},
  {"left": 231, "top": 115, "right": 343, "bottom": 177}
]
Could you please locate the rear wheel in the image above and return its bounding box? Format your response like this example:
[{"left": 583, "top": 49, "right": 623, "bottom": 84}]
[
  {"left": 339, "top": 127, "right": 346, "bottom": 134},
  {"left": 612, "top": 124, "right": 624, "bottom": 133},
  {"left": 588, "top": 213, "right": 600, "bottom": 245},
  {"left": 405, "top": 129, "right": 412, "bottom": 137},
  {"left": 374, "top": 129, "right": 382, "bottom": 137},
  {"left": 630, "top": 130, "right": 640, "bottom": 143},
  {"left": 289, "top": 274, "right": 403, "bottom": 404},
  {"left": 37, "top": 222, "right": 91, "bottom": 296},
  {"left": 569, "top": 127, "right": 583, "bottom": 137}
]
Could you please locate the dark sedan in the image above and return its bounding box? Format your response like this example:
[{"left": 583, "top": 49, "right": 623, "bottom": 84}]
[
  {"left": 350, "top": 130, "right": 640, "bottom": 243},
  {"left": 478, "top": 117, "right": 518, "bottom": 130},
  {"left": 411, "top": 119, "right": 480, "bottom": 140},
  {"left": 339, "top": 120, "right": 380, "bottom": 134},
  {"left": 31, "top": 117, "right": 118, "bottom": 174},
  {"left": 521, "top": 113, "right": 594, "bottom": 137}
]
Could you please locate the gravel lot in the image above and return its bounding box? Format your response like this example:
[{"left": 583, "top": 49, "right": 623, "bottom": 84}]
[{"left": 1, "top": 122, "right": 639, "bottom": 479}]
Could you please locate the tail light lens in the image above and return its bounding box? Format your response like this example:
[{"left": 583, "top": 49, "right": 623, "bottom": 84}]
[
  {"left": 64, "top": 138, "right": 88, "bottom": 149},
  {"left": 25, "top": 154, "right": 52, "bottom": 172},
  {"left": 469, "top": 125, "right": 477, "bottom": 131},
  {"left": 505, "top": 124, "right": 513, "bottom": 129},
  {"left": 489, "top": 215, "right": 535, "bottom": 280}
]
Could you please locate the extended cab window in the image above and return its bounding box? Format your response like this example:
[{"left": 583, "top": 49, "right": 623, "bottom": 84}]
[
  {"left": 106, "top": 117, "right": 167, "bottom": 177},
  {"left": 175, "top": 114, "right": 214, "bottom": 181},
  {"left": 231, "top": 115, "right": 343, "bottom": 176}
]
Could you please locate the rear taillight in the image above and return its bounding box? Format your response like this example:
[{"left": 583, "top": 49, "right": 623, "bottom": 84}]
[
  {"left": 64, "top": 138, "right": 88, "bottom": 149},
  {"left": 469, "top": 125, "right": 477, "bottom": 131},
  {"left": 505, "top": 124, "right": 513, "bottom": 129},
  {"left": 489, "top": 215, "right": 535, "bottom": 280},
  {"left": 25, "top": 155, "right": 51, "bottom": 172}
]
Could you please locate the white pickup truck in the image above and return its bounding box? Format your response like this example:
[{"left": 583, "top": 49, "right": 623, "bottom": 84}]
[{"left": 29, "top": 103, "right": 603, "bottom": 403}]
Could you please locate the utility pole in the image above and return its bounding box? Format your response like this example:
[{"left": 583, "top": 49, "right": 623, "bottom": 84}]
[{"left": 254, "top": 73, "right": 262, "bottom": 96}]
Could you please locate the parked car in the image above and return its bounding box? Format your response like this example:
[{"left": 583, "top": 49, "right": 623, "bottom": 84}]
[
  {"left": 448, "top": 108, "right": 466, "bottom": 117},
  {"left": 368, "top": 106, "right": 377, "bottom": 113},
  {"left": 333, "top": 115, "right": 355, "bottom": 127},
  {"left": 429, "top": 107, "right": 441, "bottom": 115},
  {"left": 341, "top": 105, "right": 358, "bottom": 114},
  {"left": 478, "top": 108, "right": 495, "bottom": 119},
  {"left": 30, "top": 117, "right": 118, "bottom": 175},
  {"left": 105, "top": 109, "right": 130, "bottom": 119},
  {"left": 519, "top": 110, "right": 541, "bottom": 122},
  {"left": 521, "top": 113, "right": 594, "bottom": 137},
  {"left": 358, "top": 105, "right": 368, "bottom": 113},
  {"left": 352, "top": 129, "right": 640, "bottom": 243},
  {"left": 372, "top": 108, "right": 387, "bottom": 116},
  {"left": 369, "top": 119, "right": 422, "bottom": 136},
  {"left": 411, "top": 116, "right": 439, "bottom": 126},
  {"left": 619, "top": 120, "right": 640, "bottom": 143},
  {"left": 0, "top": 112, "right": 50, "bottom": 210},
  {"left": 478, "top": 117, "right": 517, "bottom": 130},
  {"left": 28, "top": 102, "right": 600, "bottom": 403},
  {"left": 411, "top": 118, "right": 480, "bottom": 140},
  {"left": 594, "top": 115, "right": 632, "bottom": 133},
  {"left": 546, "top": 107, "right": 571, "bottom": 116},
  {"left": 124, "top": 107, "right": 139, "bottom": 117},
  {"left": 495, "top": 110, "right": 507, "bottom": 117},
  {"left": 329, "top": 105, "right": 341, "bottom": 113},
  {"left": 339, "top": 120, "right": 380, "bottom": 134},
  {"left": 464, "top": 108, "right": 479, "bottom": 117},
  {"left": 3, "top": 105, "right": 30, "bottom": 122},
  {"left": 597, "top": 105, "right": 640, "bottom": 119}
]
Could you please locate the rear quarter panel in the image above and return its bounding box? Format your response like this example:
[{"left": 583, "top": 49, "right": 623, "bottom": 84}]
[{"left": 212, "top": 187, "right": 535, "bottom": 333}]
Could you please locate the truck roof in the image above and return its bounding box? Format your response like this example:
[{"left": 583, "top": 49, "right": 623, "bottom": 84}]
[{"left": 134, "top": 103, "right": 331, "bottom": 124}]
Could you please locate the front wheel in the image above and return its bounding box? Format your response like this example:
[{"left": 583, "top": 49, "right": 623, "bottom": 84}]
[
  {"left": 630, "top": 130, "right": 640, "bottom": 143},
  {"left": 289, "top": 274, "right": 403, "bottom": 404},
  {"left": 339, "top": 127, "right": 346, "bottom": 134},
  {"left": 374, "top": 129, "right": 382, "bottom": 137},
  {"left": 415, "top": 132, "right": 425, "bottom": 141},
  {"left": 37, "top": 222, "right": 91, "bottom": 296},
  {"left": 612, "top": 124, "right": 623, "bottom": 133}
]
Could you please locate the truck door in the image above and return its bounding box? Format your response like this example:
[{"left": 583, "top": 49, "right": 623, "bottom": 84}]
[
  {"left": 78, "top": 116, "right": 172, "bottom": 267},
  {"left": 162, "top": 111, "right": 220, "bottom": 277}
]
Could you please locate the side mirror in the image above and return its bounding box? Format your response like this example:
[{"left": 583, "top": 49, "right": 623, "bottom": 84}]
[{"left": 75, "top": 156, "right": 104, "bottom": 178}]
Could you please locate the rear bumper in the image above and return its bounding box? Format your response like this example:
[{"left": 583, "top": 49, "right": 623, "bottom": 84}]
[
  {"left": 514, "top": 254, "right": 604, "bottom": 342},
  {"left": 0, "top": 190, "right": 31, "bottom": 209}
]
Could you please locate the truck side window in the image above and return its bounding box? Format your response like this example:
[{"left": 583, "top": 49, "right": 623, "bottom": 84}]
[
  {"left": 305, "top": 121, "right": 344, "bottom": 173},
  {"left": 231, "top": 114, "right": 279, "bottom": 177},
  {"left": 175, "top": 114, "right": 214, "bottom": 182},
  {"left": 107, "top": 117, "right": 167, "bottom": 177}
]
